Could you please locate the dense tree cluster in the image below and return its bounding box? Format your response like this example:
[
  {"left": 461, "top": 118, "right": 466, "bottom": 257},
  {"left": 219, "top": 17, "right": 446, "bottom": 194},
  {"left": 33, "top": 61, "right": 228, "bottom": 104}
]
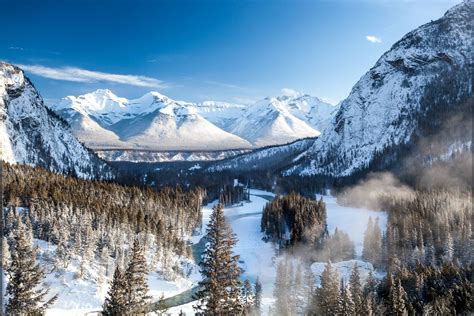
[
  {"left": 3, "top": 164, "right": 204, "bottom": 268},
  {"left": 103, "top": 239, "right": 151, "bottom": 315},
  {"left": 219, "top": 183, "right": 250, "bottom": 207},
  {"left": 382, "top": 190, "right": 472, "bottom": 268},
  {"left": 4, "top": 217, "right": 57, "bottom": 314},
  {"left": 313, "top": 228, "right": 355, "bottom": 262},
  {"left": 303, "top": 259, "right": 473, "bottom": 316},
  {"left": 261, "top": 193, "right": 327, "bottom": 247},
  {"left": 3, "top": 163, "right": 207, "bottom": 313},
  {"left": 273, "top": 260, "right": 315, "bottom": 315}
]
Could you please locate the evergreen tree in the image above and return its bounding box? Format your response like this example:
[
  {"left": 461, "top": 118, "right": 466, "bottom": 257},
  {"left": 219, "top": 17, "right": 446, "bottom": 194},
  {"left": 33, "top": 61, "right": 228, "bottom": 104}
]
[
  {"left": 193, "top": 204, "right": 243, "bottom": 314},
  {"left": 273, "top": 261, "right": 290, "bottom": 315},
  {"left": 2, "top": 236, "right": 11, "bottom": 270},
  {"left": 303, "top": 263, "right": 315, "bottom": 304},
  {"left": 337, "top": 279, "right": 355, "bottom": 316},
  {"left": 386, "top": 276, "right": 408, "bottom": 316},
  {"left": 125, "top": 239, "right": 151, "bottom": 314},
  {"left": 293, "top": 263, "right": 304, "bottom": 313},
  {"left": 254, "top": 277, "right": 262, "bottom": 316},
  {"left": 312, "top": 261, "right": 340, "bottom": 316},
  {"left": 103, "top": 266, "right": 127, "bottom": 315},
  {"left": 155, "top": 293, "right": 169, "bottom": 315},
  {"left": 349, "top": 263, "right": 363, "bottom": 315},
  {"left": 362, "top": 217, "right": 382, "bottom": 267},
  {"left": 241, "top": 279, "right": 255, "bottom": 314},
  {"left": 5, "top": 219, "right": 57, "bottom": 314}
]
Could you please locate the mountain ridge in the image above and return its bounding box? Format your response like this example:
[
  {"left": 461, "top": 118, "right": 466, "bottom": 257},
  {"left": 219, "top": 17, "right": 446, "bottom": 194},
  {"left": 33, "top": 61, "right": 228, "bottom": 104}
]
[
  {"left": 50, "top": 88, "right": 336, "bottom": 151},
  {"left": 0, "top": 62, "right": 112, "bottom": 179}
]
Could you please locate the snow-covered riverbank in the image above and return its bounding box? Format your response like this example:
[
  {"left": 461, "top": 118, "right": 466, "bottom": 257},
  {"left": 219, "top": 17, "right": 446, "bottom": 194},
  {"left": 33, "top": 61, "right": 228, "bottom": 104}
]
[
  {"left": 169, "top": 189, "right": 387, "bottom": 314},
  {"left": 38, "top": 188, "right": 387, "bottom": 315}
]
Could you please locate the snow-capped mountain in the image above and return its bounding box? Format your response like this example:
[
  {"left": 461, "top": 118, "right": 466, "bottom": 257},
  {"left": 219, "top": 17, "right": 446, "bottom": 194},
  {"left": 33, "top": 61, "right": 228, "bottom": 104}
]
[
  {"left": 52, "top": 89, "right": 335, "bottom": 152},
  {"left": 193, "top": 100, "right": 247, "bottom": 130},
  {"left": 286, "top": 0, "right": 473, "bottom": 177},
  {"left": 274, "top": 89, "right": 337, "bottom": 132},
  {"left": 52, "top": 90, "right": 252, "bottom": 151},
  {"left": 228, "top": 91, "right": 334, "bottom": 147},
  {"left": 0, "top": 62, "right": 112, "bottom": 179},
  {"left": 229, "top": 98, "right": 318, "bottom": 147}
]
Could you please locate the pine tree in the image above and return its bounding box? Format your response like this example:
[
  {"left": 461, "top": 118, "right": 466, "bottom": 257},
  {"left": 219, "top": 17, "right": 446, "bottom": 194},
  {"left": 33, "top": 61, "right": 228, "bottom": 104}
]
[
  {"left": 349, "top": 263, "right": 363, "bottom": 315},
  {"left": 103, "top": 266, "right": 127, "bottom": 315},
  {"left": 193, "top": 204, "right": 243, "bottom": 314},
  {"left": 386, "top": 276, "right": 408, "bottom": 316},
  {"left": 254, "top": 277, "right": 262, "bottom": 316},
  {"left": 362, "top": 217, "right": 374, "bottom": 261},
  {"left": 293, "top": 263, "right": 304, "bottom": 313},
  {"left": 241, "top": 279, "right": 255, "bottom": 314},
  {"left": 273, "top": 261, "right": 290, "bottom": 315},
  {"left": 362, "top": 217, "right": 382, "bottom": 267},
  {"left": 337, "top": 279, "right": 355, "bottom": 316},
  {"left": 125, "top": 239, "right": 151, "bottom": 314},
  {"left": 5, "top": 218, "right": 57, "bottom": 314},
  {"left": 303, "top": 264, "right": 315, "bottom": 304},
  {"left": 155, "top": 293, "right": 169, "bottom": 315},
  {"left": 314, "top": 261, "right": 340, "bottom": 316},
  {"left": 2, "top": 236, "right": 11, "bottom": 270}
]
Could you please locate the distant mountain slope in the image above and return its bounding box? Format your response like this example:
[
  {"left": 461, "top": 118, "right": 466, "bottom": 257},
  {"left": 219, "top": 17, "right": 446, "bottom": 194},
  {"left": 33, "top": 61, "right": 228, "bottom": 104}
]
[
  {"left": 208, "top": 138, "right": 316, "bottom": 172},
  {"left": 229, "top": 97, "right": 321, "bottom": 147},
  {"left": 286, "top": 0, "right": 473, "bottom": 177},
  {"left": 51, "top": 89, "right": 335, "bottom": 152},
  {"left": 274, "top": 90, "right": 337, "bottom": 132},
  {"left": 52, "top": 90, "right": 252, "bottom": 151},
  {"left": 0, "top": 62, "right": 112, "bottom": 179}
]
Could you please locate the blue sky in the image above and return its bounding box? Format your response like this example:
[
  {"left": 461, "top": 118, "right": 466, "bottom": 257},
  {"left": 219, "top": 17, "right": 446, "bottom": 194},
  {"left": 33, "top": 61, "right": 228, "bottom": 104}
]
[{"left": 1, "top": 0, "right": 460, "bottom": 105}]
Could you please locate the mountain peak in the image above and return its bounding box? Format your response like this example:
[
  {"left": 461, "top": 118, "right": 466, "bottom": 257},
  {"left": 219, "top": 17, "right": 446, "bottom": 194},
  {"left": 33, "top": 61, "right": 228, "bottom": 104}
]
[{"left": 0, "top": 61, "right": 112, "bottom": 178}]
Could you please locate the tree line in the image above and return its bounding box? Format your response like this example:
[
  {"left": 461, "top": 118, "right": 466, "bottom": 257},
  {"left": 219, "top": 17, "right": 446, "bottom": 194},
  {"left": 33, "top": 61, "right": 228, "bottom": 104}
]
[{"left": 261, "top": 192, "right": 327, "bottom": 247}]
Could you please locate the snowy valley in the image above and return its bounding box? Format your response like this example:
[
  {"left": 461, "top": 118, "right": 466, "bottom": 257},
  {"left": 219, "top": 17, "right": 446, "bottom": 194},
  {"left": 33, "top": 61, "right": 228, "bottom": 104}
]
[{"left": 1, "top": 0, "right": 472, "bottom": 315}]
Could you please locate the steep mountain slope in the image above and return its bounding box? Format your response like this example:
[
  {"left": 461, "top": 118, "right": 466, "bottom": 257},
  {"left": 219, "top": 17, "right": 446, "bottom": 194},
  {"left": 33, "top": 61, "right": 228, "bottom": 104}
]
[
  {"left": 286, "top": 0, "right": 473, "bottom": 177},
  {"left": 275, "top": 90, "right": 337, "bottom": 132},
  {"left": 0, "top": 62, "right": 112, "bottom": 178},
  {"left": 229, "top": 97, "right": 321, "bottom": 147}
]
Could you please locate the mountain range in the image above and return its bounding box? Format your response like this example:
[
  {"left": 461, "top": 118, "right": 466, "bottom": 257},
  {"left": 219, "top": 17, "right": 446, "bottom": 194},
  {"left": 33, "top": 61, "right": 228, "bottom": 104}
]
[
  {"left": 0, "top": 0, "right": 471, "bottom": 182},
  {"left": 50, "top": 89, "right": 336, "bottom": 151}
]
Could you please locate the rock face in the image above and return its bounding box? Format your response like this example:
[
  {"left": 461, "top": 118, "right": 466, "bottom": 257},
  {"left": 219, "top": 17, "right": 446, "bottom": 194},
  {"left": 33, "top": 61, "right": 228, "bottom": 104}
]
[
  {"left": 286, "top": 0, "right": 473, "bottom": 177},
  {"left": 0, "top": 62, "right": 112, "bottom": 179}
]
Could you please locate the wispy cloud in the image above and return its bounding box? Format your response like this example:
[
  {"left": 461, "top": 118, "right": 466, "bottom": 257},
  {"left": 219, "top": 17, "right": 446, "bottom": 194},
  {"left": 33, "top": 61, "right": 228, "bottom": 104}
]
[
  {"left": 8, "top": 46, "right": 24, "bottom": 51},
  {"left": 16, "top": 64, "right": 166, "bottom": 88},
  {"left": 203, "top": 79, "right": 253, "bottom": 92},
  {"left": 365, "top": 35, "right": 382, "bottom": 43}
]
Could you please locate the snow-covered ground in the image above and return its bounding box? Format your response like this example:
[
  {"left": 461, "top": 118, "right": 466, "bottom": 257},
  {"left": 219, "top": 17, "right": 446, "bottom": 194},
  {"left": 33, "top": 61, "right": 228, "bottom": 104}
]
[
  {"left": 319, "top": 194, "right": 387, "bottom": 256},
  {"left": 170, "top": 189, "right": 387, "bottom": 315},
  {"left": 16, "top": 188, "right": 386, "bottom": 315}
]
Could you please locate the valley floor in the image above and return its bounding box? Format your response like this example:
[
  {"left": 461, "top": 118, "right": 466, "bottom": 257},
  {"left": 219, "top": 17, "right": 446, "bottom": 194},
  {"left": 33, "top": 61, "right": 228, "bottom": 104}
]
[
  {"left": 167, "top": 189, "right": 387, "bottom": 315},
  {"left": 35, "top": 188, "right": 386, "bottom": 315}
]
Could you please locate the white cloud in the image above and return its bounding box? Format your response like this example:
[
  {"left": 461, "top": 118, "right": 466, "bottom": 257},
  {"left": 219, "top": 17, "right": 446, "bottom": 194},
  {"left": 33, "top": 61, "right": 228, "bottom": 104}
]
[
  {"left": 16, "top": 64, "right": 166, "bottom": 88},
  {"left": 365, "top": 35, "right": 382, "bottom": 43},
  {"left": 281, "top": 88, "right": 302, "bottom": 97}
]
